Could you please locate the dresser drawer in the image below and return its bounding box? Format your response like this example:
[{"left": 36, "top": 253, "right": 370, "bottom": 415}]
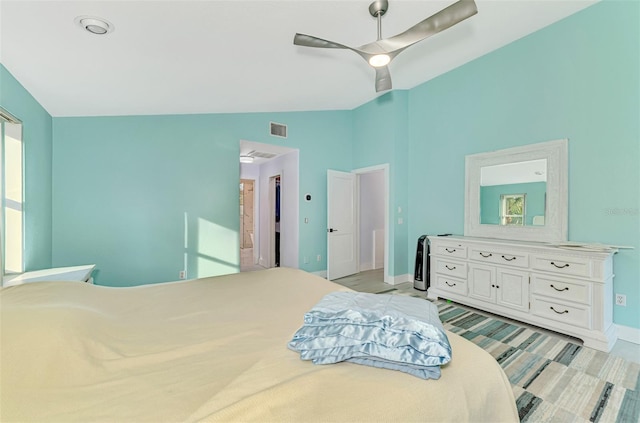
[
  {"left": 433, "top": 243, "right": 467, "bottom": 259},
  {"left": 531, "top": 275, "right": 591, "bottom": 305},
  {"left": 531, "top": 254, "right": 591, "bottom": 278},
  {"left": 531, "top": 297, "right": 591, "bottom": 329},
  {"left": 469, "top": 247, "right": 529, "bottom": 268},
  {"left": 434, "top": 258, "right": 467, "bottom": 279},
  {"left": 434, "top": 274, "right": 467, "bottom": 296}
]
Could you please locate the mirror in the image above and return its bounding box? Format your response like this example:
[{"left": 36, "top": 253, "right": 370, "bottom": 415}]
[
  {"left": 465, "top": 139, "right": 568, "bottom": 242},
  {"left": 479, "top": 159, "right": 547, "bottom": 226}
]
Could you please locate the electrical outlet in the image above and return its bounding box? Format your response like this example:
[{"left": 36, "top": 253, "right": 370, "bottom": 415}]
[
  {"left": 303, "top": 256, "right": 309, "bottom": 264},
  {"left": 317, "top": 254, "right": 321, "bottom": 262},
  {"left": 179, "top": 270, "right": 186, "bottom": 280},
  {"left": 615, "top": 294, "right": 626, "bottom": 306}
]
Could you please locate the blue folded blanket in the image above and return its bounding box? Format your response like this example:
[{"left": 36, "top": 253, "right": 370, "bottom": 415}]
[{"left": 288, "top": 292, "right": 451, "bottom": 379}]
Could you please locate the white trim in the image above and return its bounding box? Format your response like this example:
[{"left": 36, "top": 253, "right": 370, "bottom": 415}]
[
  {"left": 388, "top": 273, "right": 411, "bottom": 285},
  {"left": 616, "top": 324, "right": 640, "bottom": 345},
  {"left": 312, "top": 270, "right": 327, "bottom": 279}
]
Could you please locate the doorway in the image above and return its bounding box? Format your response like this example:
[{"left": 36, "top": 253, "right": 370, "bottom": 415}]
[
  {"left": 270, "top": 175, "right": 281, "bottom": 267},
  {"left": 240, "top": 179, "right": 255, "bottom": 270},
  {"left": 326, "top": 164, "right": 389, "bottom": 283},
  {"left": 358, "top": 169, "right": 385, "bottom": 272},
  {"left": 239, "top": 139, "right": 299, "bottom": 271}
]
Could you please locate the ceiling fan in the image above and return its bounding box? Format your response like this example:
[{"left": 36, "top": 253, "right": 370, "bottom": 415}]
[{"left": 293, "top": 0, "right": 478, "bottom": 92}]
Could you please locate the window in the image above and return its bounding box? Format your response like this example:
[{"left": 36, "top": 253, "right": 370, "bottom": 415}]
[
  {"left": 500, "top": 194, "right": 525, "bottom": 226},
  {"left": 1, "top": 108, "right": 23, "bottom": 274}
]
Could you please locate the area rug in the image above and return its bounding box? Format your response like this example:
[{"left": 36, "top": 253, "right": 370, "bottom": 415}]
[{"left": 435, "top": 300, "right": 640, "bottom": 422}]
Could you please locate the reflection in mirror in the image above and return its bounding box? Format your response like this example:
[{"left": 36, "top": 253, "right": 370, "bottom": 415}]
[{"left": 479, "top": 159, "right": 547, "bottom": 226}]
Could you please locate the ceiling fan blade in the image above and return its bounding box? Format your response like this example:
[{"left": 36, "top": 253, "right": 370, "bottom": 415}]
[
  {"left": 375, "top": 66, "right": 392, "bottom": 92},
  {"left": 379, "top": 0, "right": 478, "bottom": 52},
  {"left": 295, "top": 33, "right": 374, "bottom": 64},
  {"left": 294, "top": 33, "right": 351, "bottom": 50}
]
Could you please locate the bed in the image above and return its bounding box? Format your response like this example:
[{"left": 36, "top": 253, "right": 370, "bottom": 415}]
[{"left": 0, "top": 267, "right": 518, "bottom": 422}]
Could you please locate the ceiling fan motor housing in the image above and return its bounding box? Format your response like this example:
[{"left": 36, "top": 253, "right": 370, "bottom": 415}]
[{"left": 369, "top": 0, "right": 388, "bottom": 17}]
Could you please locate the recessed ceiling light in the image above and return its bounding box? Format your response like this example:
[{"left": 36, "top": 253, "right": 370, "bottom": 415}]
[
  {"left": 74, "top": 16, "right": 114, "bottom": 35},
  {"left": 240, "top": 155, "right": 254, "bottom": 164}
]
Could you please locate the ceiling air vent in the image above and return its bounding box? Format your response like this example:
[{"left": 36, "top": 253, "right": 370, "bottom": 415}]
[
  {"left": 249, "top": 150, "right": 277, "bottom": 159},
  {"left": 270, "top": 122, "right": 287, "bottom": 138}
]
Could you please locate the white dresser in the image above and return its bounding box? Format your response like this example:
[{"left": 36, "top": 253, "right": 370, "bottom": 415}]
[{"left": 427, "top": 236, "right": 617, "bottom": 352}]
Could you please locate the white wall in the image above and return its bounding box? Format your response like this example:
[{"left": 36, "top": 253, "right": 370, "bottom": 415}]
[
  {"left": 359, "top": 170, "right": 385, "bottom": 270},
  {"left": 258, "top": 150, "right": 299, "bottom": 269}
]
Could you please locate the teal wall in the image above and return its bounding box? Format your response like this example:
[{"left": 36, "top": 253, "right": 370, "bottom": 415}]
[
  {"left": 0, "top": 65, "right": 53, "bottom": 271},
  {"left": 407, "top": 1, "right": 639, "bottom": 329},
  {"left": 3, "top": 1, "right": 638, "bottom": 329},
  {"left": 480, "top": 182, "right": 547, "bottom": 225},
  {"left": 352, "top": 90, "right": 409, "bottom": 278},
  {"left": 52, "top": 111, "right": 352, "bottom": 286}
]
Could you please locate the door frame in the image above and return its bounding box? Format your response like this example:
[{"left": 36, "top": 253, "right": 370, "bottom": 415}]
[{"left": 353, "top": 164, "right": 390, "bottom": 284}]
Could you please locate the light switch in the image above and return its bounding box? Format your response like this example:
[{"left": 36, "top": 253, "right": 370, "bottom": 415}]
[{"left": 398, "top": 218, "right": 403, "bottom": 225}]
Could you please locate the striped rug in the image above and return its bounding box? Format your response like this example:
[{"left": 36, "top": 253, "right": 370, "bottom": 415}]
[{"left": 436, "top": 301, "right": 640, "bottom": 422}]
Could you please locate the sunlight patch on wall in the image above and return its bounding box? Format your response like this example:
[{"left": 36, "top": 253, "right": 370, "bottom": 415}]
[{"left": 196, "top": 217, "right": 239, "bottom": 277}]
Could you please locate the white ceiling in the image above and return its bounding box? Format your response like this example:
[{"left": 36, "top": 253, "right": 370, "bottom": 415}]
[{"left": 0, "top": 0, "right": 597, "bottom": 117}]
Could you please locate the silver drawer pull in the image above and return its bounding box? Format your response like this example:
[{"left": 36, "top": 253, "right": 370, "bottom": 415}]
[
  {"left": 551, "top": 262, "right": 570, "bottom": 269},
  {"left": 550, "top": 306, "right": 569, "bottom": 315},
  {"left": 550, "top": 284, "right": 569, "bottom": 292},
  {"left": 445, "top": 281, "right": 456, "bottom": 287},
  {"left": 501, "top": 255, "right": 516, "bottom": 261},
  {"left": 445, "top": 248, "right": 457, "bottom": 253},
  {"left": 445, "top": 265, "right": 457, "bottom": 270},
  {"left": 479, "top": 252, "right": 492, "bottom": 258}
]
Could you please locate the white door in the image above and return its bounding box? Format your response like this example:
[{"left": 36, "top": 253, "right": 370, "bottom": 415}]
[{"left": 327, "top": 170, "right": 357, "bottom": 280}]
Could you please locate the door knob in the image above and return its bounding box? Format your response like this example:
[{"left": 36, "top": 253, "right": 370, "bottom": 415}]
[{"left": 328, "top": 228, "right": 338, "bottom": 233}]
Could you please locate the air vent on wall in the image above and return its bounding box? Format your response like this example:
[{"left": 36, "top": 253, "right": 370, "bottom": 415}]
[{"left": 270, "top": 122, "right": 287, "bottom": 138}]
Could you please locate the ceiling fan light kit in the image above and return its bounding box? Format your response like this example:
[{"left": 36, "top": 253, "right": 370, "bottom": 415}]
[
  {"left": 294, "top": 0, "right": 478, "bottom": 92},
  {"left": 369, "top": 54, "right": 391, "bottom": 67}
]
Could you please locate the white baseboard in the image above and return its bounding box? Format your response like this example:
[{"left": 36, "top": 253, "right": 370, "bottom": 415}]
[
  {"left": 359, "top": 262, "right": 373, "bottom": 272},
  {"left": 387, "top": 273, "right": 411, "bottom": 285},
  {"left": 616, "top": 324, "right": 640, "bottom": 345},
  {"left": 312, "top": 270, "right": 327, "bottom": 279}
]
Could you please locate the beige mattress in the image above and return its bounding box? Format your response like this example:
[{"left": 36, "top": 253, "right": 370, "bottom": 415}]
[{"left": 0, "top": 268, "right": 518, "bottom": 422}]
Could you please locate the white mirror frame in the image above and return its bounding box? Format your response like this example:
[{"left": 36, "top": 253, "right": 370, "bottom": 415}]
[{"left": 465, "top": 139, "right": 568, "bottom": 242}]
